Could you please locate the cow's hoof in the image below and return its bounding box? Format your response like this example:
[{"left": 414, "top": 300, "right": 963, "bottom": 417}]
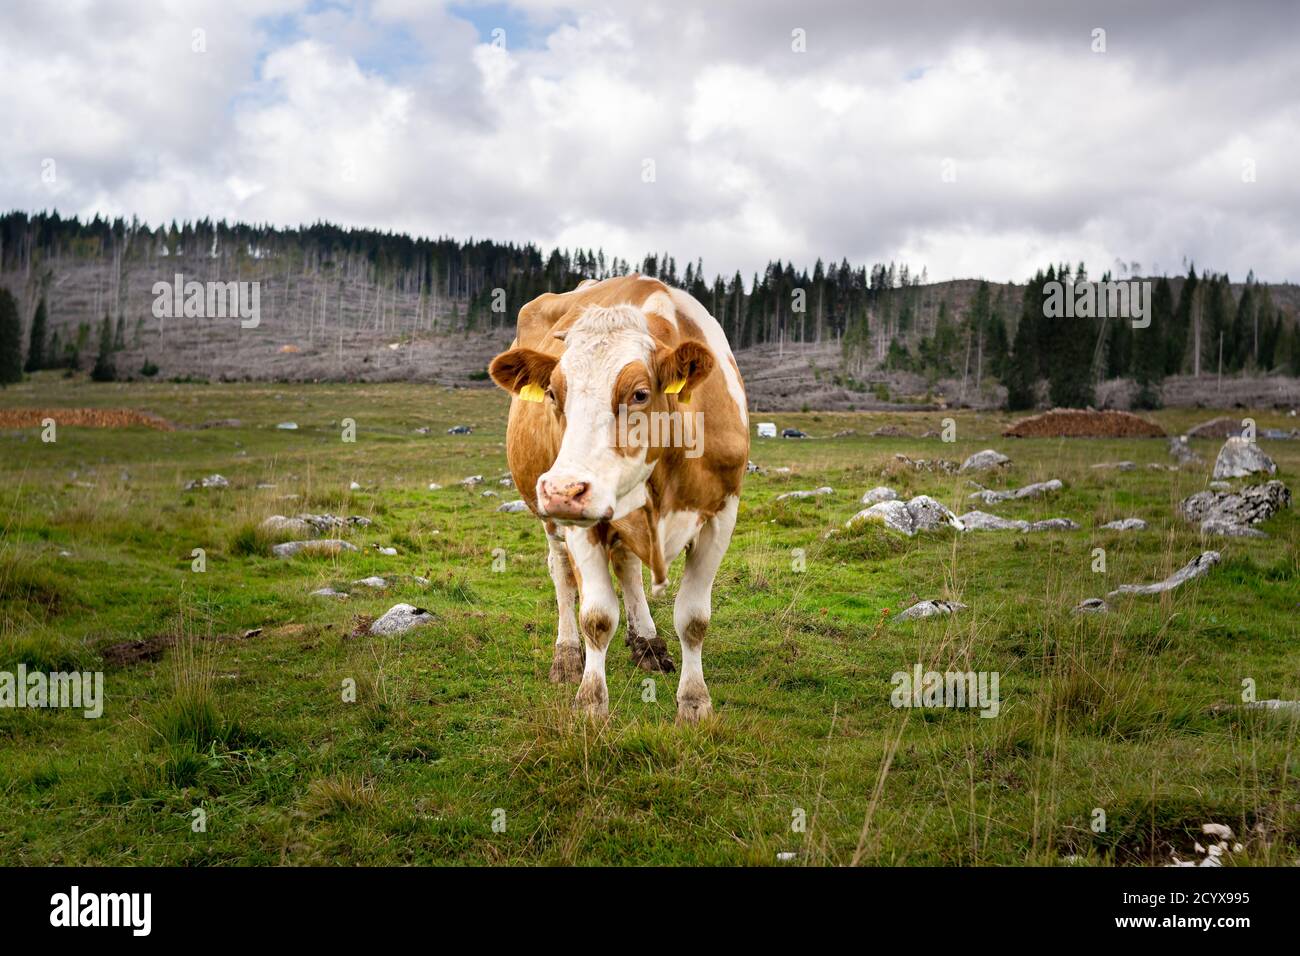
[
  {"left": 675, "top": 693, "right": 714, "bottom": 725},
  {"left": 549, "top": 643, "right": 585, "bottom": 684},
  {"left": 573, "top": 681, "right": 609, "bottom": 719},
  {"left": 627, "top": 632, "right": 675, "bottom": 673}
]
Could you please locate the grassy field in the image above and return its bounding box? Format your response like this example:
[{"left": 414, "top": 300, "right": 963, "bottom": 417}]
[{"left": 1, "top": 374, "right": 1297, "bottom": 866}]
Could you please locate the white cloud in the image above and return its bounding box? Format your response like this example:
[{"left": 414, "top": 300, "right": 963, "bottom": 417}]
[{"left": 0, "top": 0, "right": 1297, "bottom": 283}]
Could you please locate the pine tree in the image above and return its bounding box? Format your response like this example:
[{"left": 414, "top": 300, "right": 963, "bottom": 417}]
[
  {"left": 0, "top": 288, "right": 22, "bottom": 385},
  {"left": 1133, "top": 277, "right": 1171, "bottom": 408},
  {"left": 1003, "top": 278, "right": 1041, "bottom": 410},
  {"left": 91, "top": 313, "right": 116, "bottom": 382},
  {"left": 25, "top": 297, "right": 48, "bottom": 372}
]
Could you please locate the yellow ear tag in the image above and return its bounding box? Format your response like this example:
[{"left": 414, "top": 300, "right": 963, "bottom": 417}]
[
  {"left": 664, "top": 378, "right": 686, "bottom": 395},
  {"left": 519, "top": 383, "right": 546, "bottom": 403}
]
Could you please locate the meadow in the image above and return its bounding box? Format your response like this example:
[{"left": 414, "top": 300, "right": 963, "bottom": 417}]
[{"left": 1, "top": 375, "right": 1297, "bottom": 866}]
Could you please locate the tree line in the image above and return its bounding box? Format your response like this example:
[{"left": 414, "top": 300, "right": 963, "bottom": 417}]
[{"left": 2, "top": 210, "right": 1297, "bottom": 402}]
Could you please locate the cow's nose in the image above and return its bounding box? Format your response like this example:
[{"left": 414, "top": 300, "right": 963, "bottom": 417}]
[{"left": 538, "top": 478, "right": 591, "bottom": 517}]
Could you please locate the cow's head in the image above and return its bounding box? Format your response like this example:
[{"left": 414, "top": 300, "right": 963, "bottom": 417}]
[{"left": 489, "top": 304, "right": 714, "bottom": 526}]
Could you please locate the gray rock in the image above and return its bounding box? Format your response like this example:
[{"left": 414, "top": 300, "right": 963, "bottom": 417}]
[
  {"left": 1168, "top": 436, "right": 1203, "bottom": 465},
  {"left": 746, "top": 460, "right": 762, "bottom": 474},
  {"left": 271, "top": 539, "right": 359, "bottom": 559},
  {"left": 460, "top": 475, "right": 484, "bottom": 487},
  {"left": 895, "top": 599, "right": 967, "bottom": 622},
  {"left": 1023, "top": 518, "right": 1080, "bottom": 533},
  {"left": 427, "top": 482, "right": 443, "bottom": 491},
  {"left": 375, "top": 546, "right": 398, "bottom": 556},
  {"left": 905, "top": 495, "right": 964, "bottom": 532},
  {"left": 848, "top": 499, "right": 915, "bottom": 534},
  {"left": 311, "top": 587, "right": 349, "bottom": 599},
  {"left": 262, "top": 513, "right": 372, "bottom": 537},
  {"left": 352, "top": 576, "right": 388, "bottom": 588},
  {"left": 1091, "top": 461, "right": 1136, "bottom": 472},
  {"left": 1106, "top": 551, "right": 1220, "bottom": 599},
  {"left": 497, "top": 499, "right": 529, "bottom": 513},
  {"left": 1212, "top": 437, "right": 1277, "bottom": 479},
  {"left": 1209, "top": 481, "right": 1232, "bottom": 491},
  {"left": 481, "top": 490, "right": 498, "bottom": 498},
  {"left": 894, "top": 453, "right": 958, "bottom": 474},
  {"left": 1180, "top": 480, "right": 1290, "bottom": 529},
  {"left": 368, "top": 603, "right": 435, "bottom": 636},
  {"left": 1244, "top": 699, "right": 1300, "bottom": 715},
  {"left": 1200, "top": 519, "right": 1267, "bottom": 538},
  {"left": 499, "top": 476, "right": 514, "bottom": 487},
  {"left": 958, "top": 510, "right": 1028, "bottom": 531},
  {"left": 184, "top": 474, "right": 229, "bottom": 490},
  {"left": 1100, "top": 518, "right": 1147, "bottom": 531},
  {"left": 776, "top": 486, "right": 833, "bottom": 501},
  {"left": 968, "top": 478, "right": 1062, "bottom": 504},
  {"left": 276, "top": 422, "right": 298, "bottom": 430},
  {"left": 861, "top": 486, "right": 899, "bottom": 505},
  {"left": 960, "top": 449, "right": 1010, "bottom": 472},
  {"left": 1073, "top": 598, "right": 1109, "bottom": 614}
]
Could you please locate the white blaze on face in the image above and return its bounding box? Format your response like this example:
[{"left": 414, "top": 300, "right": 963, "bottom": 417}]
[{"left": 542, "top": 305, "right": 658, "bottom": 522}]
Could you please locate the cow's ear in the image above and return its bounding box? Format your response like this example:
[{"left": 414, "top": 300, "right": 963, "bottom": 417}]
[
  {"left": 488, "top": 348, "right": 558, "bottom": 401},
  {"left": 654, "top": 341, "right": 715, "bottom": 405}
]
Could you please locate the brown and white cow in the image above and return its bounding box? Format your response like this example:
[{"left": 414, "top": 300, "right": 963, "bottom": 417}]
[{"left": 488, "top": 275, "right": 749, "bottom": 723}]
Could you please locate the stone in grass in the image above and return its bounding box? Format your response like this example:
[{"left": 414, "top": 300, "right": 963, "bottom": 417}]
[
  {"left": 1244, "top": 699, "right": 1300, "bottom": 716},
  {"left": 1024, "top": 517, "right": 1080, "bottom": 532},
  {"left": 1200, "top": 519, "right": 1268, "bottom": 538},
  {"left": 460, "top": 475, "right": 484, "bottom": 487},
  {"left": 1180, "top": 480, "right": 1290, "bottom": 533},
  {"left": 311, "top": 587, "right": 349, "bottom": 599},
  {"left": 895, "top": 599, "right": 967, "bottom": 622},
  {"left": 1106, "top": 551, "right": 1220, "bottom": 599},
  {"left": 375, "top": 546, "right": 398, "bottom": 556},
  {"left": 1099, "top": 518, "right": 1147, "bottom": 531},
  {"left": 497, "top": 499, "right": 529, "bottom": 513},
  {"left": 1090, "top": 461, "right": 1136, "bottom": 472},
  {"left": 1168, "top": 436, "right": 1202, "bottom": 465},
  {"left": 959, "top": 449, "right": 1010, "bottom": 472},
  {"left": 368, "top": 603, "right": 435, "bottom": 636},
  {"left": 1212, "top": 437, "right": 1277, "bottom": 480},
  {"left": 775, "top": 486, "right": 833, "bottom": 502},
  {"left": 1073, "top": 598, "right": 1109, "bottom": 614},
  {"left": 968, "top": 479, "right": 1062, "bottom": 505},
  {"left": 959, "top": 510, "right": 1028, "bottom": 532},
  {"left": 185, "top": 474, "right": 229, "bottom": 490},
  {"left": 272, "top": 539, "right": 359, "bottom": 559},
  {"left": 861, "top": 486, "right": 899, "bottom": 505},
  {"left": 847, "top": 496, "right": 962, "bottom": 536},
  {"left": 276, "top": 422, "right": 298, "bottom": 430},
  {"left": 352, "top": 576, "right": 388, "bottom": 588}
]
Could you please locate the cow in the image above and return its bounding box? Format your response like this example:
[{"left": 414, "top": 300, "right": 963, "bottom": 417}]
[{"left": 487, "top": 275, "right": 749, "bottom": 723}]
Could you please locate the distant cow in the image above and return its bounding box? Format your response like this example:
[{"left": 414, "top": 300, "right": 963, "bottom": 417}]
[{"left": 488, "top": 275, "right": 749, "bottom": 722}]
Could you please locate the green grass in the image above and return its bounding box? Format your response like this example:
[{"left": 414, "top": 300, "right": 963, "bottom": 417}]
[{"left": 1, "top": 373, "right": 1297, "bottom": 866}]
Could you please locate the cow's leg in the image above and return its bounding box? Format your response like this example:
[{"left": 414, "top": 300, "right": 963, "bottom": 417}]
[
  {"left": 566, "top": 529, "right": 619, "bottom": 718},
  {"left": 673, "top": 495, "right": 738, "bottom": 724},
  {"left": 545, "top": 524, "right": 584, "bottom": 684},
  {"left": 612, "top": 544, "right": 674, "bottom": 673}
]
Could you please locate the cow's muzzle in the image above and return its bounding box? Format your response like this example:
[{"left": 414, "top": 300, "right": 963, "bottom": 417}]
[{"left": 537, "top": 474, "right": 613, "bottom": 524}]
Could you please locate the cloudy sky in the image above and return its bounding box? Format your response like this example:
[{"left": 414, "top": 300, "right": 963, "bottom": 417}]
[{"left": 2, "top": 0, "right": 1298, "bottom": 284}]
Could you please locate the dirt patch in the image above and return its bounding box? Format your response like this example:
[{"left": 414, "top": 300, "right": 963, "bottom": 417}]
[
  {"left": 0, "top": 408, "right": 175, "bottom": 430},
  {"left": 100, "top": 626, "right": 270, "bottom": 667},
  {"left": 1185, "top": 416, "right": 1245, "bottom": 439},
  {"left": 1002, "top": 408, "right": 1166, "bottom": 438}
]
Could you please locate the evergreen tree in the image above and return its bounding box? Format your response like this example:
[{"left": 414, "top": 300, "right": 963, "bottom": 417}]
[
  {"left": 91, "top": 313, "right": 116, "bottom": 382},
  {"left": 1169, "top": 266, "right": 1197, "bottom": 375},
  {"left": 1133, "top": 277, "right": 1171, "bottom": 408},
  {"left": 25, "top": 296, "right": 48, "bottom": 371},
  {"left": 0, "top": 288, "right": 22, "bottom": 385},
  {"left": 1003, "top": 277, "right": 1041, "bottom": 410}
]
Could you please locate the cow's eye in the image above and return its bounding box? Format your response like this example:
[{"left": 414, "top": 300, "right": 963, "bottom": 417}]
[
  {"left": 544, "top": 387, "right": 556, "bottom": 403},
  {"left": 631, "top": 388, "right": 650, "bottom": 405}
]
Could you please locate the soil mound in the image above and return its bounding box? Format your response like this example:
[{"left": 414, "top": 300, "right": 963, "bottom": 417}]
[{"left": 1003, "top": 408, "right": 1165, "bottom": 438}]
